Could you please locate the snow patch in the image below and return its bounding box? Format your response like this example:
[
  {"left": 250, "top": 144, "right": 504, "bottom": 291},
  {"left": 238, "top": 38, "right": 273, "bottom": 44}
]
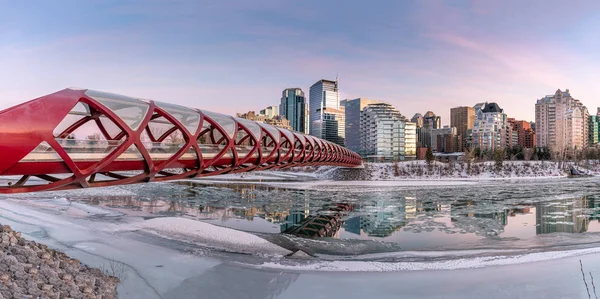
[
  {"left": 256, "top": 246, "right": 600, "bottom": 272},
  {"left": 128, "top": 217, "right": 292, "bottom": 256}
]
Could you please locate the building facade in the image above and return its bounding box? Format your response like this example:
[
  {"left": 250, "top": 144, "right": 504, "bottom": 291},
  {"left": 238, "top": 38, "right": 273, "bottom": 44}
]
[
  {"left": 507, "top": 118, "right": 536, "bottom": 148},
  {"left": 471, "top": 102, "right": 507, "bottom": 151},
  {"left": 342, "top": 98, "right": 381, "bottom": 154},
  {"left": 360, "top": 103, "right": 413, "bottom": 161},
  {"left": 404, "top": 122, "right": 417, "bottom": 159},
  {"left": 411, "top": 113, "right": 424, "bottom": 128},
  {"left": 260, "top": 106, "right": 279, "bottom": 119},
  {"left": 321, "top": 108, "right": 345, "bottom": 146},
  {"left": 416, "top": 111, "right": 441, "bottom": 148},
  {"left": 590, "top": 115, "right": 600, "bottom": 146},
  {"left": 280, "top": 88, "right": 308, "bottom": 133},
  {"left": 431, "top": 126, "right": 458, "bottom": 153},
  {"left": 535, "top": 89, "right": 589, "bottom": 152},
  {"left": 450, "top": 106, "right": 475, "bottom": 151},
  {"left": 236, "top": 111, "right": 293, "bottom": 130},
  {"left": 309, "top": 79, "right": 344, "bottom": 144}
]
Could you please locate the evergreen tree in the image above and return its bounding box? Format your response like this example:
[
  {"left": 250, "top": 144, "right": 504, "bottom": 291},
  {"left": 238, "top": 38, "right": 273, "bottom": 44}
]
[{"left": 425, "top": 147, "right": 434, "bottom": 166}]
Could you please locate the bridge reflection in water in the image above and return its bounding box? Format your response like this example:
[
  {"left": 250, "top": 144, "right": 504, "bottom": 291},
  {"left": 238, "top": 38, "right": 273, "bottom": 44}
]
[{"left": 0, "top": 88, "right": 361, "bottom": 193}]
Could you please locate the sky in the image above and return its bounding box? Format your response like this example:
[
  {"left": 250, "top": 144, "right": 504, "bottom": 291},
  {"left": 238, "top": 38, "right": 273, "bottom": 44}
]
[{"left": 1, "top": 0, "right": 600, "bottom": 125}]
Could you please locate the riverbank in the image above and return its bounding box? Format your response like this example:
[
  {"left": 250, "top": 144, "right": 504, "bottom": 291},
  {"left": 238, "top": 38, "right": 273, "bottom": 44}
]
[
  {"left": 0, "top": 224, "right": 119, "bottom": 298},
  {"left": 279, "top": 160, "right": 600, "bottom": 181}
]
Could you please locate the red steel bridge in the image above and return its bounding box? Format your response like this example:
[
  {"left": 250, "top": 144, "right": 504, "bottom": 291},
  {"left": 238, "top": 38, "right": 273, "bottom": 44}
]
[{"left": 0, "top": 88, "right": 361, "bottom": 194}]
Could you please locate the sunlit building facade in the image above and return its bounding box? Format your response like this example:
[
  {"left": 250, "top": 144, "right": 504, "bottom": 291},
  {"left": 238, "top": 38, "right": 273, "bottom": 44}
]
[
  {"left": 404, "top": 122, "right": 417, "bottom": 159},
  {"left": 259, "top": 106, "right": 279, "bottom": 119},
  {"left": 450, "top": 106, "right": 475, "bottom": 151},
  {"left": 535, "top": 89, "right": 589, "bottom": 151}
]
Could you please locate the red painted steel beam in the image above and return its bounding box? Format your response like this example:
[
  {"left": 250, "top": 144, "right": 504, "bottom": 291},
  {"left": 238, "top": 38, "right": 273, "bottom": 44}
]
[{"left": 0, "top": 88, "right": 362, "bottom": 193}]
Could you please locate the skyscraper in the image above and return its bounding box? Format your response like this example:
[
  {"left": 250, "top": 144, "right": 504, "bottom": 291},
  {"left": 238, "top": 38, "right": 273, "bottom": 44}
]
[
  {"left": 343, "top": 98, "right": 381, "bottom": 153},
  {"left": 309, "top": 79, "right": 344, "bottom": 145},
  {"left": 450, "top": 106, "right": 475, "bottom": 151},
  {"left": 280, "top": 88, "right": 308, "bottom": 133},
  {"left": 535, "top": 89, "right": 589, "bottom": 152}
]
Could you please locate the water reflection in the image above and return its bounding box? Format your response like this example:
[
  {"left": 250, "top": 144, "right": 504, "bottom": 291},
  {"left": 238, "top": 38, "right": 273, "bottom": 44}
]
[
  {"left": 536, "top": 198, "right": 589, "bottom": 234},
  {"left": 73, "top": 182, "right": 600, "bottom": 249}
]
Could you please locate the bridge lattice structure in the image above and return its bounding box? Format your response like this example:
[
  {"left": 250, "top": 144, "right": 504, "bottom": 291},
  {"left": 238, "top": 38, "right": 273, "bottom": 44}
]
[{"left": 0, "top": 88, "right": 361, "bottom": 193}]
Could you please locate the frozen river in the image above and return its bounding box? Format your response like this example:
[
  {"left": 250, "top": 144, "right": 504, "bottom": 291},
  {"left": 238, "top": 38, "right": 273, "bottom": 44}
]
[{"left": 1, "top": 176, "right": 600, "bottom": 298}]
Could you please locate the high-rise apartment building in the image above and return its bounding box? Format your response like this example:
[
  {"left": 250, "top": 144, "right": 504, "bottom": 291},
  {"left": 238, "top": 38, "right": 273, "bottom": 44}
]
[
  {"left": 472, "top": 102, "right": 507, "bottom": 151},
  {"left": 342, "top": 98, "right": 381, "bottom": 154},
  {"left": 450, "top": 106, "right": 475, "bottom": 151},
  {"left": 535, "top": 89, "right": 589, "bottom": 152},
  {"left": 309, "top": 79, "right": 344, "bottom": 145},
  {"left": 507, "top": 118, "right": 536, "bottom": 148},
  {"left": 260, "top": 106, "right": 279, "bottom": 119},
  {"left": 360, "top": 103, "right": 415, "bottom": 161},
  {"left": 280, "top": 88, "right": 308, "bottom": 133}
]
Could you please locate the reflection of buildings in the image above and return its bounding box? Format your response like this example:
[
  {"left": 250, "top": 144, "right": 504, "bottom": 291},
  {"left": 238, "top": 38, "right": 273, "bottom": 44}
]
[
  {"left": 343, "top": 216, "right": 361, "bottom": 235},
  {"left": 536, "top": 197, "right": 589, "bottom": 234},
  {"left": 347, "top": 198, "right": 408, "bottom": 238},
  {"left": 587, "top": 196, "right": 600, "bottom": 221},
  {"left": 87, "top": 182, "right": 293, "bottom": 224},
  {"left": 449, "top": 201, "right": 532, "bottom": 236},
  {"left": 280, "top": 192, "right": 310, "bottom": 232}
]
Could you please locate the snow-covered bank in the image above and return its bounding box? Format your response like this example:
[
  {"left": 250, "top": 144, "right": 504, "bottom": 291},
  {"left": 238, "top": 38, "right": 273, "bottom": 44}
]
[{"left": 279, "top": 160, "right": 600, "bottom": 181}]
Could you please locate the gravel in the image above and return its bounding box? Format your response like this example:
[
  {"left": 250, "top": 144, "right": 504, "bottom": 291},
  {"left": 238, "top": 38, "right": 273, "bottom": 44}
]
[{"left": 0, "top": 225, "right": 119, "bottom": 299}]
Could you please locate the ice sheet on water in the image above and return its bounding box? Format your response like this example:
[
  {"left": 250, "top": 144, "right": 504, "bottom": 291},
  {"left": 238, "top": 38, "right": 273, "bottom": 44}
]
[{"left": 123, "top": 217, "right": 292, "bottom": 257}]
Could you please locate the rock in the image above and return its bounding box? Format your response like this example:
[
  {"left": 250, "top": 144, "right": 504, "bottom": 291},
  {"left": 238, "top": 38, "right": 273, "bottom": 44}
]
[
  {"left": 0, "top": 225, "right": 119, "bottom": 298},
  {"left": 4, "top": 255, "right": 18, "bottom": 265}
]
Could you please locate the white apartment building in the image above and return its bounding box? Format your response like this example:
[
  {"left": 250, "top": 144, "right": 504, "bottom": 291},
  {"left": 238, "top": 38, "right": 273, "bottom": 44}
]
[
  {"left": 472, "top": 102, "right": 507, "bottom": 151},
  {"left": 535, "top": 89, "right": 589, "bottom": 151},
  {"left": 360, "top": 103, "right": 415, "bottom": 161}
]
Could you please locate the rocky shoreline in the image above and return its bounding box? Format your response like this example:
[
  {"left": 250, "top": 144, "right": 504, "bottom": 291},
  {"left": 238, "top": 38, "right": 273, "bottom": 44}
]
[{"left": 0, "top": 225, "right": 119, "bottom": 299}]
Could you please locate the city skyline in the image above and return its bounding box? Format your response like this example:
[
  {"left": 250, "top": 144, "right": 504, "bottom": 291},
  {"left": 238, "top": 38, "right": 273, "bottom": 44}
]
[{"left": 2, "top": 1, "right": 600, "bottom": 125}]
